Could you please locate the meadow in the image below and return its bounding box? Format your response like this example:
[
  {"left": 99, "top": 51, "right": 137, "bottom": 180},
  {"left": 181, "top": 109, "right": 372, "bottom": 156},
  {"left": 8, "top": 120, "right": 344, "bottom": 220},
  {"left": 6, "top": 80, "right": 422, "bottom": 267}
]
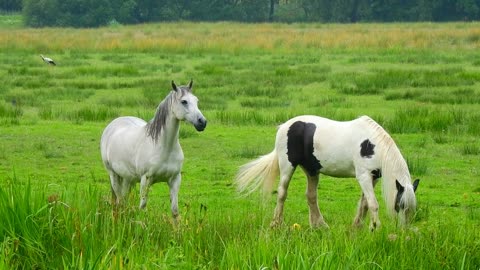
[{"left": 0, "top": 17, "right": 479, "bottom": 269}]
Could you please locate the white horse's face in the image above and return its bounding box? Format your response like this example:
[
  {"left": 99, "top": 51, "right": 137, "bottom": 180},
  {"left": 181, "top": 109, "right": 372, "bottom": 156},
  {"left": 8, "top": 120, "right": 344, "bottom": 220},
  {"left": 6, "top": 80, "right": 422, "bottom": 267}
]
[{"left": 171, "top": 81, "right": 207, "bottom": 131}]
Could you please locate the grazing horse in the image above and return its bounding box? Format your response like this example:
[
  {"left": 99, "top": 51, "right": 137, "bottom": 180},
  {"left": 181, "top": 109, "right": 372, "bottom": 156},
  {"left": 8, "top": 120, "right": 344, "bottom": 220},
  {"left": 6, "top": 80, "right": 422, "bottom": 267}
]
[
  {"left": 100, "top": 80, "right": 207, "bottom": 219},
  {"left": 235, "top": 115, "right": 419, "bottom": 230}
]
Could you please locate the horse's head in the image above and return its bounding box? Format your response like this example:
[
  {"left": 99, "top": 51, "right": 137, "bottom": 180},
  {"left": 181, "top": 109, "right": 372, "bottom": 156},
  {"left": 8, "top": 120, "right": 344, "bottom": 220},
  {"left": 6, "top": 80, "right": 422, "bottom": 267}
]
[
  {"left": 395, "top": 179, "right": 420, "bottom": 225},
  {"left": 171, "top": 80, "right": 207, "bottom": 131}
]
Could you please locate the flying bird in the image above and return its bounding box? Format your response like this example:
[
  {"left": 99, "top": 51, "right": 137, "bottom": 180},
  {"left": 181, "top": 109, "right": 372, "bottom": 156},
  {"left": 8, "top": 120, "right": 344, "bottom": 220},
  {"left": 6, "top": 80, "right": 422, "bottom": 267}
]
[{"left": 40, "top": 55, "right": 56, "bottom": 66}]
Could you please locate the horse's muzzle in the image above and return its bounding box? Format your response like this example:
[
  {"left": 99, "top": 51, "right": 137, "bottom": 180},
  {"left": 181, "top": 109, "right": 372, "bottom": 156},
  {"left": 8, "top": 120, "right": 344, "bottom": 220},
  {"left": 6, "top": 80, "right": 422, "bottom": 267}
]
[{"left": 194, "top": 118, "right": 207, "bottom": 131}]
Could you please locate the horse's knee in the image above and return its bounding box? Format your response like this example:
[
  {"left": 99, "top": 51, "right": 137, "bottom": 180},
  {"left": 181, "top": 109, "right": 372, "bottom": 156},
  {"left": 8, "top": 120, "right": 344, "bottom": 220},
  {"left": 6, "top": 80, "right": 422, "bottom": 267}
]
[
  {"left": 277, "top": 187, "right": 288, "bottom": 202},
  {"left": 369, "top": 202, "right": 379, "bottom": 213}
]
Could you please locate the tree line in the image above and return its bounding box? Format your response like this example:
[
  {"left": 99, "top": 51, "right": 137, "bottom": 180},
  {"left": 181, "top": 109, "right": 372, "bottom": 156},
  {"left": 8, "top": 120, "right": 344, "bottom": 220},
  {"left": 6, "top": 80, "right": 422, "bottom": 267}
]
[{"left": 2, "top": 0, "right": 479, "bottom": 27}]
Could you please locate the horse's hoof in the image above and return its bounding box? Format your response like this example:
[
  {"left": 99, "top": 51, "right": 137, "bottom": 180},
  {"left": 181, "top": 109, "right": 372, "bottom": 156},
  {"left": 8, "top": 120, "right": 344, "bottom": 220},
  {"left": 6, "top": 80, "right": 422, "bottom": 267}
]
[
  {"left": 369, "top": 221, "right": 380, "bottom": 231},
  {"left": 311, "top": 222, "right": 330, "bottom": 230},
  {"left": 352, "top": 221, "right": 364, "bottom": 229},
  {"left": 270, "top": 220, "right": 282, "bottom": 228}
]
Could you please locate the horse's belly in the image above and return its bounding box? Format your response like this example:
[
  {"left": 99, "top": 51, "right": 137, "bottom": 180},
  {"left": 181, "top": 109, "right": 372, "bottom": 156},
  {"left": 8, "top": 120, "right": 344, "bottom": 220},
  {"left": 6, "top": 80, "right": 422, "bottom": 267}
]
[
  {"left": 318, "top": 159, "right": 355, "bottom": 178},
  {"left": 110, "top": 161, "right": 140, "bottom": 180}
]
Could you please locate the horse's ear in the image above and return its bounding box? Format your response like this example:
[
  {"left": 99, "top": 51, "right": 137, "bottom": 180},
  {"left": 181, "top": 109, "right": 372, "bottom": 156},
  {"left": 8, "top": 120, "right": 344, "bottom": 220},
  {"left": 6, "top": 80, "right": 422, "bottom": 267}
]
[
  {"left": 188, "top": 79, "right": 193, "bottom": 90},
  {"left": 413, "top": 179, "right": 420, "bottom": 192},
  {"left": 396, "top": 180, "right": 404, "bottom": 193},
  {"left": 171, "top": 81, "right": 178, "bottom": 92}
]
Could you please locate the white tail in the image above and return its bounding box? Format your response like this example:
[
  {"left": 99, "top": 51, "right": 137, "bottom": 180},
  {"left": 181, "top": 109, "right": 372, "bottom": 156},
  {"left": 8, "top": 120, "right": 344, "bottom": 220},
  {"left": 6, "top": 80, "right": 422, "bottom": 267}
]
[{"left": 235, "top": 150, "right": 279, "bottom": 195}]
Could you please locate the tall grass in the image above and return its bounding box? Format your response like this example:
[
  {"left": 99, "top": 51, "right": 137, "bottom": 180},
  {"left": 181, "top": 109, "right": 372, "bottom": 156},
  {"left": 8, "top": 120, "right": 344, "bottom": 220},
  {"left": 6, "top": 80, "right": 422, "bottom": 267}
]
[
  {"left": 213, "top": 110, "right": 295, "bottom": 126},
  {"left": 2, "top": 23, "right": 480, "bottom": 53},
  {"left": 1, "top": 180, "right": 479, "bottom": 269},
  {"left": 0, "top": 102, "right": 22, "bottom": 118},
  {"left": 385, "top": 106, "right": 479, "bottom": 134},
  {"left": 39, "top": 105, "right": 118, "bottom": 122}
]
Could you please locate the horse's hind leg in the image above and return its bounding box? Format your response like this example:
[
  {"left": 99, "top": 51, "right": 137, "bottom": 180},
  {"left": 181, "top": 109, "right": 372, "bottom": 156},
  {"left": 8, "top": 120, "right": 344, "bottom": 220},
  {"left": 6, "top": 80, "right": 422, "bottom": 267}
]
[
  {"left": 139, "top": 175, "right": 152, "bottom": 209},
  {"left": 306, "top": 174, "right": 329, "bottom": 229},
  {"left": 109, "top": 172, "right": 122, "bottom": 205},
  {"left": 271, "top": 160, "right": 294, "bottom": 228}
]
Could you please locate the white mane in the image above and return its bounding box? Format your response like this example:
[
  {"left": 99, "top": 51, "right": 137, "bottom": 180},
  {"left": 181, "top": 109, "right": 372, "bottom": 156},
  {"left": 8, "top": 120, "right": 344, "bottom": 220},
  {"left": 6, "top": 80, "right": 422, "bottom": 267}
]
[{"left": 360, "top": 116, "right": 414, "bottom": 216}]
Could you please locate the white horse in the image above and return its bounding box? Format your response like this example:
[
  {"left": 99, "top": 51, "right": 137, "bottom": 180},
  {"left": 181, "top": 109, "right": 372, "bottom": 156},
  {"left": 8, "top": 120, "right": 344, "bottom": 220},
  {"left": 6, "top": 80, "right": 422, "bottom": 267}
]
[
  {"left": 235, "top": 115, "right": 419, "bottom": 230},
  {"left": 100, "top": 80, "right": 207, "bottom": 219}
]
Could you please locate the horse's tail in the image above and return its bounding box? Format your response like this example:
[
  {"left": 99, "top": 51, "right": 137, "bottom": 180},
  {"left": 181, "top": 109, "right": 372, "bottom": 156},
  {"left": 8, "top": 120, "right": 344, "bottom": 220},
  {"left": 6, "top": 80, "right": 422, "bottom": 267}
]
[{"left": 235, "top": 149, "right": 279, "bottom": 195}]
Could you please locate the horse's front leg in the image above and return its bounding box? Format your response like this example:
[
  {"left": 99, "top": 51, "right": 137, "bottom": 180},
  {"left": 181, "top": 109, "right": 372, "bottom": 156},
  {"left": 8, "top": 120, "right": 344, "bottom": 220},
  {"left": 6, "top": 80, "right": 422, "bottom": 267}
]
[
  {"left": 306, "top": 175, "right": 329, "bottom": 229},
  {"left": 357, "top": 172, "right": 380, "bottom": 231},
  {"left": 139, "top": 175, "right": 151, "bottom": 209},
  {"left": 353, "top": 178, "right": 378, "bottom": 228},
  {"left": 168, "top": 173, "right": 181, "bottom": 221}
]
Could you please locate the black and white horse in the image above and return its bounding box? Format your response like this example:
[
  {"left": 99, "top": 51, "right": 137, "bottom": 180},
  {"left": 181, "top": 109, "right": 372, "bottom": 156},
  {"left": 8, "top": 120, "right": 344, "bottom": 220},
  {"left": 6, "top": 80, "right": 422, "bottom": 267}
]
[{"left": 236, "top": 115, "right": 419, "bottom": 230}]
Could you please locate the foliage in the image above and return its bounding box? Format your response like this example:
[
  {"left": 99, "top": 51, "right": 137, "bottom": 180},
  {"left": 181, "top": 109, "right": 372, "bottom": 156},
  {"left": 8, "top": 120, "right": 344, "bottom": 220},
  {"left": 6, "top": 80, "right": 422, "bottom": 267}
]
[
  {"left": 19, "top": 0, "right": 480, "bottom": 27},
  {"left": 0, "top": 0, "right": 21, "bottom": 11},
  {"left": 23, "top": 0, "right": 113, "bottom": 27}
]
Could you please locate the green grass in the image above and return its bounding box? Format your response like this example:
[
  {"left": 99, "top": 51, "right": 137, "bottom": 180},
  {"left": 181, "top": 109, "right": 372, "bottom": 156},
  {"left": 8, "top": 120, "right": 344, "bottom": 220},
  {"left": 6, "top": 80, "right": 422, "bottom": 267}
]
[
  {"left": 0, "top": 13, "right": 22, "bottom": 29},
  {"left": 0, "top": 20, "right": 480, "bottom": 269}
]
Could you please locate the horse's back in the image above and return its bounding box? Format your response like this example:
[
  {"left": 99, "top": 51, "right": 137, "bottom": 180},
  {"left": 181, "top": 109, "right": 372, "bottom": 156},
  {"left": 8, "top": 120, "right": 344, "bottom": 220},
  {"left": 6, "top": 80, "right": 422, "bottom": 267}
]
[
  {"left": 275, "top": 115, "right": 382, "bottom": 177},
  {"left": 278, "top": 115, "right": 376, "bottom": 140},
  {"left": 100, "top": 117, "right": 148, "bottom": 172},
  {"left": 102, "top": 116, "right": 145, "bottom": 136},
  {"left": 105, "top": 116, "right": 146, "bottom": 130}
]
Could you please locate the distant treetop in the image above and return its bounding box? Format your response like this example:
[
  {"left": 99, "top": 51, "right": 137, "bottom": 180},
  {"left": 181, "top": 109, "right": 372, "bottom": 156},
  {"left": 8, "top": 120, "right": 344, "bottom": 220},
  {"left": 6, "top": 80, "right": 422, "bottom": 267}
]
[{"left": 16, "top": 0, "right": 480, "bottom": 28}]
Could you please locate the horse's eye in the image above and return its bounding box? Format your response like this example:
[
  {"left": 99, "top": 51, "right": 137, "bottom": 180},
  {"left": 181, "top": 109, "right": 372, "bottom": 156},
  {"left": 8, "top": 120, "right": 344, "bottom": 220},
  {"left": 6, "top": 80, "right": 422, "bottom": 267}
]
[{"left": 181, "top": 100, "right": 188, "bottom": 105}]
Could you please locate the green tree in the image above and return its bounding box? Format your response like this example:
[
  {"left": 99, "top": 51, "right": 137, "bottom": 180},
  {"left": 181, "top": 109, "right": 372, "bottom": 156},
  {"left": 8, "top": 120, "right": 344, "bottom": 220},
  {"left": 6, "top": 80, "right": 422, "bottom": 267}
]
[
  {"left": 456, "top": 0, "right": 480, "bottom": 20},
  {"left": 0, "top": 0, "right": 22, "bottom": 11},
  {"left": 23, "top": 0, "right": 60, "bottom": 27},
  {"left": 24, "top": 0, "right": 112, "bottom": 27}
]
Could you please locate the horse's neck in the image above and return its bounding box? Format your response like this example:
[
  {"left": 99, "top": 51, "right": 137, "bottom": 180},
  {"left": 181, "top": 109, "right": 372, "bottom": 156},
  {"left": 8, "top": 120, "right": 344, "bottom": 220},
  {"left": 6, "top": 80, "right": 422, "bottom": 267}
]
[
  {"left": 382, "top": 146, "right": 410, "bottom": 183},
  {"left": 157, "top": 115, "right": 180, "bottom": 148}
]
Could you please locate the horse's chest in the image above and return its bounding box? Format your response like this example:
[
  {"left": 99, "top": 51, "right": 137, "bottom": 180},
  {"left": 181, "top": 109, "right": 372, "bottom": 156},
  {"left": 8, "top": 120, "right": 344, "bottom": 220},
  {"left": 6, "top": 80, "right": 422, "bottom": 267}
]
[{"left": 147, "top": 151, "right": 184, "bottom": 180}]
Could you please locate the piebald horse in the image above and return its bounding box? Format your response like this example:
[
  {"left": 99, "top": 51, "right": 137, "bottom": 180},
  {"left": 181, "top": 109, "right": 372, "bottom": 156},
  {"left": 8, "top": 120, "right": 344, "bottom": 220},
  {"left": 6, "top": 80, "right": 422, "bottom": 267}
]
[
  {"left": 100, "top": 80, "right": 206, "bottom": 219},
  {"left": 236, "top": 115, "right": 419, "bottom": 230}
]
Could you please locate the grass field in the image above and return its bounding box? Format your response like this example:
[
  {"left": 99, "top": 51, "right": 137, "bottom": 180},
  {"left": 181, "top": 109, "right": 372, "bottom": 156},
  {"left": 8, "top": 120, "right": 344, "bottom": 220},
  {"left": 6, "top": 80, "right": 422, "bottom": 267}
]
[{"left": 0, "top": 17, "right": 479, "bottom": 269}]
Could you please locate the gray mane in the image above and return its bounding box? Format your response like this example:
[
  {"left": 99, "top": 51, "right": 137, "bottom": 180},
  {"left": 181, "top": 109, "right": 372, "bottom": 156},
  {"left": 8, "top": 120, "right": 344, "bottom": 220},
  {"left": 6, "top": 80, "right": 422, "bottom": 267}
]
[{"left": 146, "top": 87, "right": 189, "bottom": 141}]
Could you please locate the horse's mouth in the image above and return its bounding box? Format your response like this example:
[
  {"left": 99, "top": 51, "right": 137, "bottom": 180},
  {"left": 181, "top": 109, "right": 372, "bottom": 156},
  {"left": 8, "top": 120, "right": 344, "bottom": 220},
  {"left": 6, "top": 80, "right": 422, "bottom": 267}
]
[{"left": 194, "top": 120, "right": 207, "bottom": 131}]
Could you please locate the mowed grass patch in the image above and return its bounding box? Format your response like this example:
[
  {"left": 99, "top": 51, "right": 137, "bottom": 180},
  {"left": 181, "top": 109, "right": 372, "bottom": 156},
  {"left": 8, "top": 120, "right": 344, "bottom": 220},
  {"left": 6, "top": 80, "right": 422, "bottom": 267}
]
[
  {"left": 385, "top": 87, "right": 480, "bottom": 104},
  {"left": 39, "top": 105, "right": 119, "bottom": 122},
  {"left": 330, "top": 67, "right": 475, "bottom": 95}
]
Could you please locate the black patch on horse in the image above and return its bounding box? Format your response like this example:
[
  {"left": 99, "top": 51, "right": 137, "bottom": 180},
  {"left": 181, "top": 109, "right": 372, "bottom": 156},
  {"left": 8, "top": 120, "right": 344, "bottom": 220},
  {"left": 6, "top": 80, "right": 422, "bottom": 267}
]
[
  {"left": 371, "top": 169, "right": 382, "bottom": 181},
  {"left": 360, "top": 139, "right": 375, "bottom": 158},
  {"left": 286, "top": 121, "right": 322, "bottom": 176},
  {"left": 395, "top": 180, "right": 405, "bottom": 213}
]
